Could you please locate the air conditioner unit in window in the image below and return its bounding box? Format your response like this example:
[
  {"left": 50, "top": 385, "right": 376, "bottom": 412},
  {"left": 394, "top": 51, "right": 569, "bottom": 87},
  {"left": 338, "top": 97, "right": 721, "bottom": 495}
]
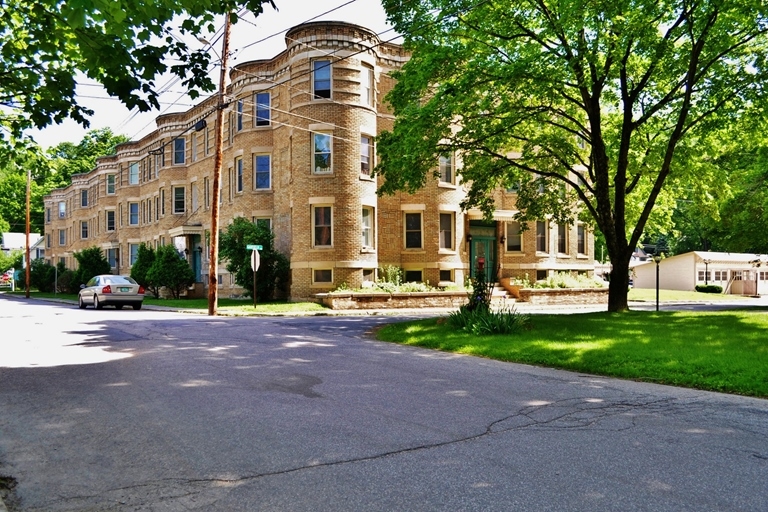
[{"left": 59, "top": 211, "right": 65, "bottom": 218}]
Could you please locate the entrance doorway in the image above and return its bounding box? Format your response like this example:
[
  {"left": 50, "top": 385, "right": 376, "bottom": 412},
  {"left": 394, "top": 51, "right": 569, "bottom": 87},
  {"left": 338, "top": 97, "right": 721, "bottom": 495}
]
[{"left": 468, "top": 220, "right": 497, "bottom": 282}]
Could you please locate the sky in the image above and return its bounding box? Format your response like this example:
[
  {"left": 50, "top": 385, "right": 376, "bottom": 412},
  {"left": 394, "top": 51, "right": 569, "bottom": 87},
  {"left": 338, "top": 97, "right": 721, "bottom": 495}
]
[{"left": 28, "top": 0, "right": 397, "bottom": 149}]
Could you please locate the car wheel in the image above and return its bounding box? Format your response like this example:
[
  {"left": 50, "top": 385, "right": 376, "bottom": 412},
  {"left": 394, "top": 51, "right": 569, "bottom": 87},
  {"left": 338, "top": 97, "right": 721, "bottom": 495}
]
[
  {"left": 94, "top": 295, "right": 103, "bottom": 310},
  {"left": 115, "top": 304, "right": 124, "bottom": 310},
  {"left": 132, "top": 303, "right": 142, "bottom": 310},
  {"left": 78, "top": 295, "right": 86, "bottom": 309}
]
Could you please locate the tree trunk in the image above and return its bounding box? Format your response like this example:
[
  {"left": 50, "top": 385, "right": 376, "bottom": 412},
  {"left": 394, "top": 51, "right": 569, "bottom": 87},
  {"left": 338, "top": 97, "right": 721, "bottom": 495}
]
[{"left": 607, "top": 256, "right": 631, "bottom": 312}]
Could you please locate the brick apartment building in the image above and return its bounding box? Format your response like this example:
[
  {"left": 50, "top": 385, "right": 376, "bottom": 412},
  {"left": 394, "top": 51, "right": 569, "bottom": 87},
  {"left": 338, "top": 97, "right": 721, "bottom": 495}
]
[{"left": 43, "top": 21, "right": 595, "bottom": 301}]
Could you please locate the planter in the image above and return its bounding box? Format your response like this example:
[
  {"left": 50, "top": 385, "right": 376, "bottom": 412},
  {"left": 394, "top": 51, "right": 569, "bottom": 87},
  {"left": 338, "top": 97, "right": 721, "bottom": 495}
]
[
  {"left": 316, "top": 291, "right": 468, "bottom": 310},
  {"left": 515, "top": 287, "right": 608, "bottom": 306}
]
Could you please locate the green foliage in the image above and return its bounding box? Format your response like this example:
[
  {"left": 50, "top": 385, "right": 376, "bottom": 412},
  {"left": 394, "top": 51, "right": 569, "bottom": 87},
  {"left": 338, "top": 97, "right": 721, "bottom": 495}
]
[
  {"left": 73, "top": 247, "right": 111, "bottom": 287},
  {"left": 378, "top": 265, "right": 403, "bottom": 286},
  {"left": 29, "top": 258, "right": 56, "bottom": 292},
  {"left": 465, "top": 265, "right": 493, "bottom": 312},
  {"left": 531, "top": 272, "right": 606, "bottom": 289},
  {"left": 0, "top": 0, "right": 277, "bottom": 139},
  {"left": 218, "top": 217, "right": 289, "bottom": 301},
  {"left": 55, "top": 260, "right": 77, "bottom": 294},
  {"left": 0, "top": 217, "right": 9, "bottom": 233},
  {"left": 147, "top": 244, "right": 195, "bottom": 299},
  {"left": 0, "top": 250, "right": 23, "bottom": 274},
  {"left": 377, "top": 0, "right": 768, "bottom": 312},
  {"left": 695, "top": 285, "right": 723, "bottom": 294},
  {"left": 130, "top": 243, "right": 159, "bottom": 298},
  {"left": 46, "top": 128, "right": 129, "bottom": 189},
  {"left": 448, "top": 305, "right": 530, "bottom": 336}
]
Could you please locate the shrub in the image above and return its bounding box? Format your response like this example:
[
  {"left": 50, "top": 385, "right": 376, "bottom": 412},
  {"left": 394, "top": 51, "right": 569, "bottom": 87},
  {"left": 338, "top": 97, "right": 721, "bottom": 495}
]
[
  {"left": 528, "top": 271, "right": 606, "bottom": 289},
  {"left": 378, "top": 265, "right": 403, "bottom": 286},
  {"left": 147, "top": 244, "right": 195, "bottom": 299},
  {"left": 465, "top": 265, "right": 493, "bottom": 312},
  {"left": 130, "top": 244, "right": 160, "bottom": 298},
  {"left": 72, "top": 247, "right": 111, "bottom": 287},
  {"left": 448, "top": 304, "right": 529, "bottom": 335},
  {"left": 29, "top": 258, "right": 56, "bottom": 292},
  {"left": 695, "top": 284, "right": 723, "bottom": 294}
]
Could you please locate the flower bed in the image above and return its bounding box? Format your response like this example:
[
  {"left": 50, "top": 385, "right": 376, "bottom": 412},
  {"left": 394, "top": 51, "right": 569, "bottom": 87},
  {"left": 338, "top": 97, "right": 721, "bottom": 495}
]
[{"left": 316, "top": 291, "right": 468, "bottom": 310}]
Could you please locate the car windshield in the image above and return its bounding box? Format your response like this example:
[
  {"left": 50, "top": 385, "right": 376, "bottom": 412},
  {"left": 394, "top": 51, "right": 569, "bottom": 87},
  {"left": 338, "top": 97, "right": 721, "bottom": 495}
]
[{"left": 103, "top": 276, "right": 137, "bottom": 285}]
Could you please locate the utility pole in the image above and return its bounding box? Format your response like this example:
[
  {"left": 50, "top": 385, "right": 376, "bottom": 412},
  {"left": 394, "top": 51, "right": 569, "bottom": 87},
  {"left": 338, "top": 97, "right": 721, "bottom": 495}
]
[
  {"left": 208, "top": 13, "right": 232, "bottom": 316},
  {"left": 25, "top": 166, "right": 31, "bottom": 298}
]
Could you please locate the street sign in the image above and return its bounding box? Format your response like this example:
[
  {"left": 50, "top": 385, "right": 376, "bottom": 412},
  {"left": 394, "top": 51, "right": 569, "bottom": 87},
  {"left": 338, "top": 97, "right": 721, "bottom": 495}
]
[{"left": 246, "top": 244, "right": 263, "bottom": 250}]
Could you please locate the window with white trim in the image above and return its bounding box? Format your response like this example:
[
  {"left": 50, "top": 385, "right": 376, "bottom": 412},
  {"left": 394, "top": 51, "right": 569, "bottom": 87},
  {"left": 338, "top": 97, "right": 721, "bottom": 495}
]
[
  {"left": 439, "top": 153, "right": 454, "bottom": 184},
  {"left": 506, "top": 221, "right": 522, "bottom": 252},
  {"left": 191, "top": 132, "right": 198, "bottom": 162},
  {"left": 405, "top": 212, "right": 423, "bottom": 249},
  {"left": 360, "top": 64, "right": 374, "bottom": 106},
  {"left": 81, "top": 221, "right": 88, "bottom": 239},
  {"left": 255, "top": 92, "right": 270, "bottom": 126},
  {"left": 106, "top": 210, "right": 115, "bottom": 231},
  {"left": 59, "top": 229, "right": 66, "bottom": 245},
  {"left": 254, "top": 154, "right": 271, "bottom": 189},
  {"left": 129, "top": 202, "right": 139, "bottom": 225},
  {"left": 312, "top": 205, "right": 332, "bottom": 247},
  {"left": 173, "top": 186, "right": 185, "bottom": 214},
  {"left": 107, "top": 174, "right": 116, "bottom": 194},
  {"left": 536, "top": 221, "right": 548, "bottom": 252},
  {"left": 362, "top": 207, "right": 374, "bottom": 248},
  {"left": 129, "top": 162, "right": 139, "bottom": 185},
  {"left": 557, "top": 224, "right": 568, "bottom": 254},
  {"left": 106, "top": 248, "right": 117, "bottom": 268},
  {"left": 312, "top": 60, "right": 331, "bottom": 99},
  {"left": 173, "top": 138, "right": 185, "bottom": 165},
  {"left": 313, "top": 133, "right": 332, "bottom": 174},
  {"left": 81, "top": 189, "right": 88, "bottom": 207},
  {"left": 360, "top": 135, "right": 373, "bottom": 175},
  {"left": 129, "top": 243, "right": 139, "bottom": 266},
  {"left": 439, "top": 212, "right": 454, "bottom": 250},
  {"left": 236, "top": 99, "right": 244, "bottom": 131},
  {"left": 577, "top": 225, "right": 587, "bottom": 255},
  {"left": 313, "top": 269, "right": 332, "bottom": 283},
  {"left": 235, "top": 157, "right": 243, "bottom": 193},
  {"left": 59, "top": 201, "right": 66, "bottom": 218},
  {"left": 254, "top": 217, "right": 272, "bottom": 231}
]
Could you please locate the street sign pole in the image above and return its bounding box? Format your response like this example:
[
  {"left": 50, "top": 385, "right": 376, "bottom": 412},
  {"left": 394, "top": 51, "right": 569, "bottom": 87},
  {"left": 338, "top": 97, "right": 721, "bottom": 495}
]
[{"left": 247, "top": 245, "right": 262, "bottom": 307}]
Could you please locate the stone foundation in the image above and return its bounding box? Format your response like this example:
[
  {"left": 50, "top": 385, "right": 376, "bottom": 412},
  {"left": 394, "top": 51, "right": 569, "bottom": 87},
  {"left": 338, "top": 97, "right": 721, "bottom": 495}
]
[
  {"left": 516, "top": 287, "right": 608, "bottom": 305},
  {"left": 317, "top": 291, "right": 468, "bottom": 310}
]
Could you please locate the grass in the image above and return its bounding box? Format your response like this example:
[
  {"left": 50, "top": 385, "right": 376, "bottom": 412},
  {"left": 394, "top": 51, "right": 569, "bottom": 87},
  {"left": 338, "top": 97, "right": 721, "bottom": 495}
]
[
  {"left": 5, "top": 291, "right": 328, "bottom": 315},
  {"left": 375, "top": 309, "right": 768, "bottom": 398},
  {"left": 628, "top": 288, "right": 740, "bottom": 302}
]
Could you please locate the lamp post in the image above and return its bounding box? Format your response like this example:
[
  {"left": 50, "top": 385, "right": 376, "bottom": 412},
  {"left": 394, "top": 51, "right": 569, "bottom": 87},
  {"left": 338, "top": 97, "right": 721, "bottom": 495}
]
[
  {"left": 653, "top": 253, "right": 663, "bottom": 312},
  {"left": 703, "top": 259, "right": 711, "bottom": 285}
]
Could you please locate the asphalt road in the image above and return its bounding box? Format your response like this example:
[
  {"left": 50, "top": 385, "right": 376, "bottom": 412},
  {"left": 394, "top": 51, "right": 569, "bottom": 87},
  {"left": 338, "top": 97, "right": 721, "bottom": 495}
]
[{"left": 1, "top": 295, "right": 767, "bottom": 511}]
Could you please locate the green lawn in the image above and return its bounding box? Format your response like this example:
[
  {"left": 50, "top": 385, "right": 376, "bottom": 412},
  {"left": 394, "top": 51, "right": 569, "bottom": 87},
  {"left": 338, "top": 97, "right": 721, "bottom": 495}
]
[{"left": 376, "top": 310, "right": 768, "bottom": 398}]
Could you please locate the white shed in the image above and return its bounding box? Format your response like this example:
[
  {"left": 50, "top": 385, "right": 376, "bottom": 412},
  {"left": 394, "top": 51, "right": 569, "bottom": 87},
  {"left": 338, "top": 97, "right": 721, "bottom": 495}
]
[{"left": 633, "top": 251, "right": 768, "bottom": 296}]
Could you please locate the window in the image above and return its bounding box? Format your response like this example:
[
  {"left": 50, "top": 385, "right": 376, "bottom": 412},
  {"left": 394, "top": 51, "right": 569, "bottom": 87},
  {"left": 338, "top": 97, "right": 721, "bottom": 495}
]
[
  {"left": 154, "top": 152, "right": 164, "bottom": 176},
  {"left": 313, "top": 269, "right": 332, "bottom": 284},
  {"left": 155, "top": 196, "right": 159, "bottom": 221},
  {"left": 204, "top": 177, "right": 210, "bottom": 207},
  {"left": 360, "top": 135, "right": 373, "bottom": 175},
  {"left": 129, "top": 202, "right": 139, "bottom": 225},
  {"left": 129, "top": 162, "right": 139, "bottom": 185},
  {"left": 235, "top": 157, "right": 243, "bottom": 193},
  {"left": 439, "top": 154, "right": 454, "bottom": 184},
  {"left": 205, "top": 127, "right": 212, "bottom": 155},
  {"left": 360, "top": 64, "right": 374, "bottom": 106},
  {"left": 313, "top": 60, "right": 331, "bottom": 99},
  {"left": 439, "top": 213, "right": 454, "bottom": 250},
  {"left": 313, "top": 133, "right": 332, "bottom": 174},
  {"left": 59, "top": 201, "right": 66, "bottom": 218},
  {"left": 697, "top": 271, "right": 712, "bottom": 282},
  {"left": 81, "top": 221, "right": 88, "bottom": 239},
  {"left": 106, "top": 211, "right": 115, "bottom": 231},
  {"left": 173, "top": 138, "right": 185, "bottom": 165},
  {"left": 363, "top": 269, "right": 375, "bottom": 282},
  {"left": 440, "top": 269, "right": 453, "bottom": 282},
  {"left": 254, "top": 154, "right": 271, "bottom": 189},
  {"left": 161, "top": 189, "right": 166, "bottom": 215},
  {"left": 173, "top": 186, "right": 185, "bottom": 213},
  {"left": 506, "top": 221, "right": 522, "bottom": 252},
  {"left": 106, "top": 248, "right": 117, "bottom": 268},
  {"left": 536, "top": 270, "right": 548, "bottom": 281},
  {"left": 254, "top": 217, "right": 272, "bottom": 230},
  {"left": 715, "top": 270, "right": 727, "bottom": 281},
  {"left": 313, "top": 206, "right": 332, "bottom": 247},
  {"left": 404, "top": 270, "right": 423, "bottom": 282},
  {"left": 129, "top": 243, "right": 139, "bottom": 266},
  {"left": 255, "top": 92, "right": 270, "bottom": 126},
  {"left": 557, "top": 224, "right": 568, "bottom": 254},
  {"left": 191, "top": 133, "right": 198, "bottom": 162},
  {"left": 362, "top": 207, "right": 374, "bottom": 248},
  {"left": 107, "top": 174, "right": 116, "bottom": 194},
  {"left": 536, "top": 221, "right": 548, "bottom": 252},
  {"left": 46, "top": 208, "right": 50, "bottom": 223},
  {"left": 236, "top": 99, "right": 244, "bottom": 131},
  {"left": 191, "top": 184, "right": 198, "bottom": 211},
  {"left": 405, "top": 212, "right": 422, "bottom": 249},
  {"left": 46, "top": 234, "right": 50, "bottom": 248},
  {"left": 81, "top": 189, "right": 88, "bottom": 207},
  {"left": 577, "top": 225, "right": 586, "bottom": 255},
  {"left": 59, "top": 229, "right": 66, "bottom": 245}
]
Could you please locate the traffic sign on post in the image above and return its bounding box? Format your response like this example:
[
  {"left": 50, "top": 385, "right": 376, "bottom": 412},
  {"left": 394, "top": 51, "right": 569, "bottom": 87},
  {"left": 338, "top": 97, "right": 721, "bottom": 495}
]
[{"left": 249, "top": 246, "right": 262, "bottom": 307}]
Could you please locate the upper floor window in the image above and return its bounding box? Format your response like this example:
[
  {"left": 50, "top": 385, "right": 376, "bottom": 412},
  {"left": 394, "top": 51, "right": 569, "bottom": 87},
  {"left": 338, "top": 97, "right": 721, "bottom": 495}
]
[
  {"left": 173, "top": 186, "right": 185, "bottom": 213},
  {"left": 235, "top": 157, "right": 244, "bottom": 193},
  {"left": 577, "top": 225, "right": 586, "bottom": 255},
  {"left": 129, "top": 243, "right": 139, "bottom": 266},
  {"left": 58, "top": 201, "right": 66, "bottom": 218},
  {"left": 80, "top": 221, "right": 89, "bottom": 239},
  {"left": 191, "top": 133, "right": 198, "bottom": 162},
  {"left": 129, "top": 202, "right": 139, "bottom": 225},
  {"left": 129, "top": 162, "right": 139, "bottom": 185},
  {"left": 255, "top": 92, "right": 270, "bottom": 126},
  {"left": 81, "top": 189, "right": 88, "bottom": 207},
  {"left": 405, "top": 212, "right": 423, "bottom": 249},
  {"left": 106, "top": 174, "right": 116, "bottom": 194},
  {"left": 506, "top": 221, "right": 522, "bottom": 252},
  {"left": 106, "top": 210, "right": 115, "bottom": 232},
  {"left": 360, "top": 64, "right": 374, "bottom": 106},
  {"left": 236, "top": 99, "right": 244, "bottom": 131},
  {"left": 154, "top": 152, "right": 164, "bottom": 176},
  {"left": 254, "top": 217, "right": 272, "bottom": 231},
  {"left": 313, "top": 133, "right": 332, "bottom": 174},
  {"left": 557, "top": 224, "right": 568, "bottom": 254},
  {"left": 439, "top": 153, "right": 454, "bottom": 184},
  {"left": 360, "top": 135, "right": 373, "bottom": 175},
  {"left": 58, "top": 229, "right": 66, "bottom": 245},
  {"left": 313, "top": 205, "right": 332, "bottom": 247},
  {"left": 254, "top": 154, "right": 271, "bottom": 189},
  {"left": 439, "top": 213, "right": 454, "bottom": 250},
  {"left": 536, "top": 221, "right": 548, "bottom": 253},
  {"left": 313, "top": 60, "right": 331, "bottom": 99},
  {"left": 46, "top": 208, "right": 51, "bottom": 223},
  {"left": 173, "top": 138, "right": 185, "bottom": 165}
]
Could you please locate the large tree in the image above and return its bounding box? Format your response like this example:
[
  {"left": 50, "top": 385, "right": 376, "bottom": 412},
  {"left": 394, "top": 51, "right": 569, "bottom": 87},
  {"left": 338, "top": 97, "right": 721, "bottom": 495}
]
[
  {"left": 0, "top": 0, "right": 276, "bottom": 140},
  {"left": 377, "top": 0, "right": 768, "bottom": 312}
]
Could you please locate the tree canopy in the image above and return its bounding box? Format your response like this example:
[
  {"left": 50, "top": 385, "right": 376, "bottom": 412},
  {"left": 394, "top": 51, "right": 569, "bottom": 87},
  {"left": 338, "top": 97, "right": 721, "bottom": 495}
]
[
  {"left": 377, "top": 0, "right": 768, "bottom": 311},
  {"left": 0, "top": 0, "right": 276, "bottom": 140}
]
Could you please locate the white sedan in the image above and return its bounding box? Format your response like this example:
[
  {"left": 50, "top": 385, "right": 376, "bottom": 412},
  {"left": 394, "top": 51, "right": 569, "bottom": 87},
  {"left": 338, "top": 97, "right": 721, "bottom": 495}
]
[{"left": 78, "top": 275, "right": 145, "bottom": 310}]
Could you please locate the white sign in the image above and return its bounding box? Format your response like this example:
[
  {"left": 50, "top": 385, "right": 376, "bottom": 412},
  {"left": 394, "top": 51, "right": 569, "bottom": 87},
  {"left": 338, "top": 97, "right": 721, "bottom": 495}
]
[{"left": 250, "top": 249, "right": 261, "bottom": 272}]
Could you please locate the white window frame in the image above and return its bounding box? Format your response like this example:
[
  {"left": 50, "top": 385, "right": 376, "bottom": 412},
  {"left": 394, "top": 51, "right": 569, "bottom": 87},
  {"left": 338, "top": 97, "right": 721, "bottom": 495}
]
[
  {"left": 362, "top": 207, "right": 374, "bottom": 249},
  {"left": 81, "top": 189, "right": 88, "bottom": 207},
  {"left": 360, "top": 135, "right": 373, "bottom": 175},
  {"left": 255, "top": 92, "right": 270, "bottom": 126},
  {"left": 313, "top": 268, "right": 333, "bottom": 284},
  {"left": 173, "top": 186, "right": 186, "bottom": 214},
  {"left": 106, "top": 174, "right": 116, "bottom": 194},
  {"left": 129, "top": 162, "right": 139, "bottom": 185},
  {"left": 506, "top": 221, "right": 523, "bottom": 252},
  {"left": 58, "top": 201, "right": 66, "bottom": 218},
  {"left": 235, "top": 157, "right": 244, "bottom": 193},
  {"left": 313, "top": 132, "right": 332, "bottom": 174},
  {"left": 191, "top": 132, "right": 198, "bottom": 162},
  {"left": 129, "top": 243, "right": 139, "bottom": 266},
  {"left": 129, "top": 202, "right": 139, "bottom": 225},
  {"left": 536, "top": 220, "right": 548, "bottom": 253},
  {"left": 312, "top": 59, "right": 332, "bottom": 99},
  {"left": 106, "top": 210, "right": 115, "bottom": 232},
  {"left": 439, "top": 212, "right": 454, "bottom": 250},
  {"left": 236, "top": 99, "right": 244, "bottom": 131},
  {"left": 439, "top": 153, "right": 454, "bottom": 184},
  {"left": 557, "top": 224, "right": 568, "bottom": 254},
  {"left": 80, "top": 220, "right": 88, "bottom": 239},
  {"left": 360, "top": 64, "right": 374, "bottom": 106},
  {"left": 577, "top": 224, "right": 587, "bottom": 255},
  {"left": 173, "top": 138, "right": 186, "bottom": 165},
  {"left": 254, "top": 154, "right": 271, "bottom": 190},
  {"left": 312, "top": 205, "right": 333, "bottom": 248},
  {"left": 59, "top": 229, "right": 66, "bottom": 245}
]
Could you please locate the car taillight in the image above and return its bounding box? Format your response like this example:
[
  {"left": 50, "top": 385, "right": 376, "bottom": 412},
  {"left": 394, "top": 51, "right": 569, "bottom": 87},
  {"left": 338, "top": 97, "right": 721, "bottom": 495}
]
[
  {"left": 138, "top": 286, "right": 145, "bottom": 295},
  {"left": 102, "top": 285, "right": 112, "bottom": 294}
]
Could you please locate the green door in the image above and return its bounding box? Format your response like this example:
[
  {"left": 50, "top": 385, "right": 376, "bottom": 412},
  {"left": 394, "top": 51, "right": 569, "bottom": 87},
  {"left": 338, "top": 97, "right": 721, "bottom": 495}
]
[{"left": 470, "top": 236, "right": 496, "bottom": 282}]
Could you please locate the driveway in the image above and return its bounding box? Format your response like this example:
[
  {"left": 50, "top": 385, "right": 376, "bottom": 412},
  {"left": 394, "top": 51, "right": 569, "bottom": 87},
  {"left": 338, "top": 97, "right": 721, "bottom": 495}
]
[{"left": 0, "top": 295, "right": 766, "bottom": 511}]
